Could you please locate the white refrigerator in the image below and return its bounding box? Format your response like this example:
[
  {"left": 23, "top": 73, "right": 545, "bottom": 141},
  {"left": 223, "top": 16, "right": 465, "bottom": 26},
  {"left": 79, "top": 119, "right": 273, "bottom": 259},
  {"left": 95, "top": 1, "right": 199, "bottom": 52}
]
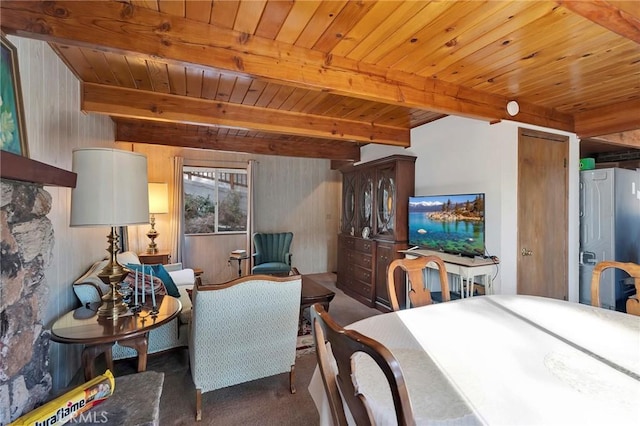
[{"left": 579, "top": 167, "right": 640, "bottom": 310}]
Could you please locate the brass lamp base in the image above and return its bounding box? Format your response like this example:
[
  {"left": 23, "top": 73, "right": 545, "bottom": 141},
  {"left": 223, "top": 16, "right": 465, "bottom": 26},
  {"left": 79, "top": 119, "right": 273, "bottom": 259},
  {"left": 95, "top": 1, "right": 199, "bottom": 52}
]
[
  {"left": 96, "top": 282, "right": 129, "bottom": 318},
  {"left": 146, "top": 213, "right": 159, "bottom": 254},
  {"left": 97, "top": 227, "right": 131, "bottom": 318}
]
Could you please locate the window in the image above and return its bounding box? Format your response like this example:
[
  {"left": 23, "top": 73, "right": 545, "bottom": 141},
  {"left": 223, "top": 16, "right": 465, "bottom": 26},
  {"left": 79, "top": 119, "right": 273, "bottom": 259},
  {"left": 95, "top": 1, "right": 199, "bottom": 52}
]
[{"left": 183, "top": 167, "right": 248, "bottom": 234}]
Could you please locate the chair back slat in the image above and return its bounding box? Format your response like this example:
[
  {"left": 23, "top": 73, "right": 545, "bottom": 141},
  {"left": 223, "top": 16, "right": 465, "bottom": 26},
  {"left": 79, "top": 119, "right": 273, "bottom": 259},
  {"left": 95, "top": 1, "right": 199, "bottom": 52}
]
[
  {"left": 387, "top": 256, "right": 450, "bottom": 311},
  {"left": 590, "top": 260, "right": 640, "bottom": 316}
]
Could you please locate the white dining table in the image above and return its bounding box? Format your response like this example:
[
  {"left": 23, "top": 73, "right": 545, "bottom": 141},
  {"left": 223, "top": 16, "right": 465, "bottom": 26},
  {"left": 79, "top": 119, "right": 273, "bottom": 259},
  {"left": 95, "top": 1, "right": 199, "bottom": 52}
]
[{"left": 308, "top": 295, "right": 640, "bottom": 425}]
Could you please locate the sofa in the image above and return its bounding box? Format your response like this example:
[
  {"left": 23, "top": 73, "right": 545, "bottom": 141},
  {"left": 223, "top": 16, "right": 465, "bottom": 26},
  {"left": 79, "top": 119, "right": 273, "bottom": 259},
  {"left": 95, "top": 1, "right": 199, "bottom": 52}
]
[{"left": 73, "top": 251, "right": 194, "bottom": 360}]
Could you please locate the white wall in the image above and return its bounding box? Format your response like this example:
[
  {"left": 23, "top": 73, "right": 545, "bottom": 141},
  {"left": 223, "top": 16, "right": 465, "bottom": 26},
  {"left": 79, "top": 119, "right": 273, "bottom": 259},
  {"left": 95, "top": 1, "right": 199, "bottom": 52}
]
[
  {"left": 361, "top": 116, "right": 580, "bottom": 299},
  {"left": 8, "top": 36, "right": 116, "bottom": 389}
]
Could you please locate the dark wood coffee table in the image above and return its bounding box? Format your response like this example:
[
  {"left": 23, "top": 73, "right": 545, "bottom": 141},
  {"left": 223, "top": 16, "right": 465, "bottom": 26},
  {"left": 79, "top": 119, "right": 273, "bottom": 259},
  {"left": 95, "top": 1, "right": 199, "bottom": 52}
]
[{"left": 300, "top": 275, "right": 336, "bottom": 331}]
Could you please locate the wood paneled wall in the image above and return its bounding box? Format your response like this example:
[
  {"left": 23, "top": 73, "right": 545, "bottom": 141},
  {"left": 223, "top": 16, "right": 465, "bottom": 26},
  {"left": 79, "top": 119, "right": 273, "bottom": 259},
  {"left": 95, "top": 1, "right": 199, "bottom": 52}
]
[
  {"left": 8, "top": 36, "right": 116, "bottom": 390},
  {"left": 121, "top": 143, "right": 342, "bottom": 284},
  {"left": 254, "top": 156, "right": 341, "bottom": 274}
]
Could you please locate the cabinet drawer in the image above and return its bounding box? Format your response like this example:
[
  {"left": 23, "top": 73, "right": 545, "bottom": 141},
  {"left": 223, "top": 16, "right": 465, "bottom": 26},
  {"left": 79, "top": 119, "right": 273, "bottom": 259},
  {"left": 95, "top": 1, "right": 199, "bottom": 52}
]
[
  {"left": 353, "top": 265, "right": 372, "bottom": 284},
  {"left": 341, "top": 275, "right": 355, "bottom": 289},
  {"left": 341, "top": 236, "right": 355, "bottom": 249},
  {"left": 355, "top": 238, "right": 374, "bottom": 253},
  {"left": 353, "top": 253, "right": 372, "bottom": 269},
  {"left": 339, "top": 259, "right": 355, "bottom": 277},
  {"left": 351, "top": 279, "right": 372, "bottom": 298}
]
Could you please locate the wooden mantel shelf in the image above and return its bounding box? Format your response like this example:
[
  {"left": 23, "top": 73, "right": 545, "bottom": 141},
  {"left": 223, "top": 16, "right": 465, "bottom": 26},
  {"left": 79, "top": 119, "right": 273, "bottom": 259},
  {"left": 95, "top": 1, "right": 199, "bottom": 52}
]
[{"left": 1, "top": 151, "right": 76, "bottom": 187}]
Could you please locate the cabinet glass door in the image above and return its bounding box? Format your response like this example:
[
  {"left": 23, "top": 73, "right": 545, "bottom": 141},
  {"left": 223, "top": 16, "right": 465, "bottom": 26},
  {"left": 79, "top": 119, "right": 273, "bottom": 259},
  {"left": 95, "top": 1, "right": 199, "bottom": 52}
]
[
  {"left": 376, "top": 168, "right": 395, "bottom": 235},
  {"left": 358, "top": 171, "right": 374, "bottom": 235},
  {"left": 342, "top": 172, "right": 356, "bottom": 234}
]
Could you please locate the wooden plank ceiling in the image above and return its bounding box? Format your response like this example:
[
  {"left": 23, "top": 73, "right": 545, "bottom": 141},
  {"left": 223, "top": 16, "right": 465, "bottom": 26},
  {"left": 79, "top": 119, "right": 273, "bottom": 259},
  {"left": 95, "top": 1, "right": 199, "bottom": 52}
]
[{"left": 2, "top": 0, "right": 639, "bottom": 161}]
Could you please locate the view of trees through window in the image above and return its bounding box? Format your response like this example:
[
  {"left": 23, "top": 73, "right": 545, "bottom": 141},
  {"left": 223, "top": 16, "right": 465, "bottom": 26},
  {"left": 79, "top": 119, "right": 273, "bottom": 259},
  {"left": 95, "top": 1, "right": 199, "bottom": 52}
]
[{"left": 183, "top": 167, "right": 248, "bottom": 234}]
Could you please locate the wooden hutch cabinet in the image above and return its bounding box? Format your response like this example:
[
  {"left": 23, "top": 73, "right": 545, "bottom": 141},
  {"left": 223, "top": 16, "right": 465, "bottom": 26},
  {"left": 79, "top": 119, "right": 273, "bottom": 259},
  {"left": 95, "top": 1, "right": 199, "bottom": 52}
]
[{"left": 337, "top": 155, "right": 416, "bottom": 311}]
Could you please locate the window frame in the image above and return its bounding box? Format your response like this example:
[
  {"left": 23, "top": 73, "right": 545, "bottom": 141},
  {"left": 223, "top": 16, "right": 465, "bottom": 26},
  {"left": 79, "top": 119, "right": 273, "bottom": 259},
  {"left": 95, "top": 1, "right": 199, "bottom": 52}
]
[{"left": 183, "top": 166, "right": 248, "bottom": 236}]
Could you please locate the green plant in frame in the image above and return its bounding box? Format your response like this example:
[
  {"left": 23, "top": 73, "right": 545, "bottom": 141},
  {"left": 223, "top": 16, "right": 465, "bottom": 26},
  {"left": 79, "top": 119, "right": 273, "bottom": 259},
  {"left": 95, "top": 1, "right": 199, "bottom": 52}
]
[{"left": 1, "top": 33, "right": 28, "bottom": 157}]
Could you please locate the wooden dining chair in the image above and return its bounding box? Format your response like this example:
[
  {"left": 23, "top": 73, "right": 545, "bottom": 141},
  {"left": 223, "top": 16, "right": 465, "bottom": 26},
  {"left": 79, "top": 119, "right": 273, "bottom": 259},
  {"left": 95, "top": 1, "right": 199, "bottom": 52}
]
[
  {"left": 590, "top": 260, "right": 640, "bottom": 316},
  {"left": 387, "top": 256, "right": 450, "bottom": 311},
  {"left": 311, "top": 303, "right": 416, "bottom": 426}
]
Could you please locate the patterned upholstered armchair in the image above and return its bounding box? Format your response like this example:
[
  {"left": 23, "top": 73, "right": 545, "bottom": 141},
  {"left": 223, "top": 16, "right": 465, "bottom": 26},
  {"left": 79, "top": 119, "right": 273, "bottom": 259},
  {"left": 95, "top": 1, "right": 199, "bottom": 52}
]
[
  {"left": 252, "top": 232, "right": 293, "bottom": 275},
  {"left": 189, "top": 274, "right": 302, "bottom": 421}
]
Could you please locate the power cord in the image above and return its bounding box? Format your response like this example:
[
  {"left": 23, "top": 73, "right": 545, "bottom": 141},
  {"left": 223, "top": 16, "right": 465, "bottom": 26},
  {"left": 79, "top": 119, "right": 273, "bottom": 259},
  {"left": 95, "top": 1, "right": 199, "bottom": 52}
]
[{"left": 484, "top": 250, "right": 501, "bottom": 283}]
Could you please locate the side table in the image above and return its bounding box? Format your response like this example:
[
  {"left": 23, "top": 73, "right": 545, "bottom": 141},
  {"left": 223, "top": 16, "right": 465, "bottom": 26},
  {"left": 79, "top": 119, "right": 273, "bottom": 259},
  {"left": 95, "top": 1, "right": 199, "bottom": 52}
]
[
  {"left": 50, "top": 296, "right": 181, "bottom": 380},
  {"left": 229, "top": 252, "right": 250, "bottom": 277},
  {"left": 138, "top": 251, "right": 171, "bottom": 265},
  {"left": 193, "top": 267, "right": 203, "bottom": 286}
]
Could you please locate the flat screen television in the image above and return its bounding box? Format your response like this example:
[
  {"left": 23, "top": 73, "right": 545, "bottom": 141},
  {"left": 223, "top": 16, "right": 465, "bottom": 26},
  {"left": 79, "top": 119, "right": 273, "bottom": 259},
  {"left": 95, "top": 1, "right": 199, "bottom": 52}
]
[{"left": 408, "top": 193, "right": 485, "bottom": 257}]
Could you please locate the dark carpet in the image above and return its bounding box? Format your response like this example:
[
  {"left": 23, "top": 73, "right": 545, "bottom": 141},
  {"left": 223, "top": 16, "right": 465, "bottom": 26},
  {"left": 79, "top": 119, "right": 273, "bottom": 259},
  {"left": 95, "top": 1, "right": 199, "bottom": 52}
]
[{"left": 110, "top": 273, "right": 380, "bottom": 425}]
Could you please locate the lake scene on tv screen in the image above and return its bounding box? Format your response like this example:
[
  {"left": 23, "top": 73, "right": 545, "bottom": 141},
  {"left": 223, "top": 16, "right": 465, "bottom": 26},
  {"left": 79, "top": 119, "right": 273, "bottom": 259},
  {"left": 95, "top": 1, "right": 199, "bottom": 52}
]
[{"left": 409, "top": 193, "right": 485, "bottom": 256}]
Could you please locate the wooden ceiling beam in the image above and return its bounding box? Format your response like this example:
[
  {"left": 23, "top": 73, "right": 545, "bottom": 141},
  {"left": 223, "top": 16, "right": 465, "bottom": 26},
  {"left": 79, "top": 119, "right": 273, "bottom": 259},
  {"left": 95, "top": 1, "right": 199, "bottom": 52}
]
[
  {"left": 82, "top": 83, "right": 409, "bottom": 146},
  {"left": 115, "top": 119, "right": 361, "bottom": 161},
  {"left": 574, "top": 98, "right": 640, "bottom": 138},
  {"left": 586, "top": 129, "right": 640, "bottom": 149},
  {"left": 0, "top": 0, "right": 573, "bottom": 132},
  {"left": 557, "top": 1, "right": 640, "bottom": 43},
  {"left": 330, "top": 160, "right": 356, "bottom": 171}
]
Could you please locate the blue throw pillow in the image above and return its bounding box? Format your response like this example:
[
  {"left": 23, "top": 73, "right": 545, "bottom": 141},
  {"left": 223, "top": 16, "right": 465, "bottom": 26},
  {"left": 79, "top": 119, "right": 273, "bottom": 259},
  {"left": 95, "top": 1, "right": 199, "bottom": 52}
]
[{"left": 126, "top": 263, "right": 180, "bottom": 298}]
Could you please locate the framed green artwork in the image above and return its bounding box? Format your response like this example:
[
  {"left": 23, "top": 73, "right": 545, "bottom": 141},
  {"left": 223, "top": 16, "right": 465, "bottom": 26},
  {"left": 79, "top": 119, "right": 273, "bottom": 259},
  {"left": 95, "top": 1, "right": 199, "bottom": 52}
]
[{"left": 1, "top": 33, "right": 29, "bottom": 158}]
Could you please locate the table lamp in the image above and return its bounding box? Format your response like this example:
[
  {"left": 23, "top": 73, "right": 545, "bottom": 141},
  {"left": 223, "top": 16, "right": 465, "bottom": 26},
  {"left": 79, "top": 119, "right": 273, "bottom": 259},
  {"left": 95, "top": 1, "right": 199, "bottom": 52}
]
[
  {"left": 70, "top": 148, "right": 149, "bottom": 318},
  {"left": 146, "top": 182, "right": 169, "bottom": 254}
]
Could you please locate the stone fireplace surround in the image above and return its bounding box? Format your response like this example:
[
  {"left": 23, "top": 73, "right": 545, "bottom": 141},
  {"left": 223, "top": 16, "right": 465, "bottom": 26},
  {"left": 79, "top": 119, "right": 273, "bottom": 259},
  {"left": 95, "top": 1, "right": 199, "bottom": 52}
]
[{"left": 1, "top": 179, "right": 54, "bottom": 424}]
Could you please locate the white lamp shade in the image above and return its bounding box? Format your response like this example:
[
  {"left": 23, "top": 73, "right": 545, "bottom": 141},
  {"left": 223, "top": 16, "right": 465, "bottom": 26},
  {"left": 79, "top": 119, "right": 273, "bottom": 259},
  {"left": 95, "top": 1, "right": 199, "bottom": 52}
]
[
  {"left": 70, "top": 148, "right": 150, "bottom": 227},
  {"left": 148, "top": 182, "right": 169, "bottom": 214}
]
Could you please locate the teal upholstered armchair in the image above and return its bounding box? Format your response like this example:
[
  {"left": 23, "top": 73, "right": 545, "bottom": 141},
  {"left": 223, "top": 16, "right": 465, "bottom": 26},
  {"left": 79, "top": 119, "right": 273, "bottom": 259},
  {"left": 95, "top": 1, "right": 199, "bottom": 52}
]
[{"left": 252, "top": 232, "right": 293, "bottom": 275}]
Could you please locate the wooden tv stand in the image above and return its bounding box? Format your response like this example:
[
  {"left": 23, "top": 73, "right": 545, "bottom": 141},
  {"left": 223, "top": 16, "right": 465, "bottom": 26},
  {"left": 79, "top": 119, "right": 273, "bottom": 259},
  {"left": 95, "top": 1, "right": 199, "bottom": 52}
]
[{"left": 400, "top": 249, "right": 499, "bottom": 297}]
